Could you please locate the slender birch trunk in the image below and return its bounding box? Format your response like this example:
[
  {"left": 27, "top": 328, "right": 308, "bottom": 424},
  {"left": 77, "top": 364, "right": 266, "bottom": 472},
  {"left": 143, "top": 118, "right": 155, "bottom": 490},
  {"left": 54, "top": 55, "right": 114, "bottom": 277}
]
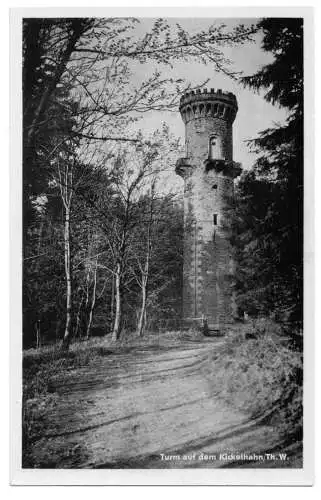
[
  {"left": 35, "top": 216, "right": 44, "bottom": 348},
  {"left": 74, "top": 292, "right": 84, "bottom": 339},
  {"left": 111, "top": 262, "right": 122, "bottom": 341},
  {"left": 75, "top": 263, "right": 90, "bottom": 339},
  {"left": 137, "top": 277, "right": 147, "bottom": 337},
  {"left": 84, "top": 265, "right": 90, "bottom": 309},
  {"left": 137, "top": 183, "right": 154, "bottom": 337},
  {"left": 110, "top": 273, "right": 115, "bottom": 323},
  {"left": 109, "top": 170, "right": 143, "bottom": 341},
  {"left": 58, "top": 160, "right": 73, "bottom": 351},
  {"left": 62, "top": 205, "right": 72, "bottom": 349},
  {"left": 86, "top": 257, "right": 98, "bottom": 340}
]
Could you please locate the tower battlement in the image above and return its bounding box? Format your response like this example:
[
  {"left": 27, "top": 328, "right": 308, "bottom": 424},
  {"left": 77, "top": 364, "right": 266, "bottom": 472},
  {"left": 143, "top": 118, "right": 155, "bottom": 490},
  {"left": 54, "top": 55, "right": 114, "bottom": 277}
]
[{"left": 179, "top": 88, "right": 238, "bottom": 124}]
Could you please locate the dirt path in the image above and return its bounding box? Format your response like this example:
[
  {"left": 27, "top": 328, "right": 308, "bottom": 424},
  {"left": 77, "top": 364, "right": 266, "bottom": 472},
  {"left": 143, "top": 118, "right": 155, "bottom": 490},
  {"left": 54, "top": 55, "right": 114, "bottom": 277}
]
[{"left": 29, "top": 338, "right": 298, "bottom": 468}]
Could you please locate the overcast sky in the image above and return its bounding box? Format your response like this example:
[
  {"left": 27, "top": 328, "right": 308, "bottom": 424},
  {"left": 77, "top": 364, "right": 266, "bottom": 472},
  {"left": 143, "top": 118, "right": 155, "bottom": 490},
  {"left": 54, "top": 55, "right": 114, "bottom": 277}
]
[{"left": 129, "top": 17, "right": 288, "bottom": 192}]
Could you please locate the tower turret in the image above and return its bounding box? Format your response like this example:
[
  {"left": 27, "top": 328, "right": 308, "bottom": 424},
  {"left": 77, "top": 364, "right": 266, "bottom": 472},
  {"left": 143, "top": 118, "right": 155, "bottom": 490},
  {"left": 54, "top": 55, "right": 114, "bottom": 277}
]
[{"left": 176, "top": 87, "right": 241, "bottom": 334}]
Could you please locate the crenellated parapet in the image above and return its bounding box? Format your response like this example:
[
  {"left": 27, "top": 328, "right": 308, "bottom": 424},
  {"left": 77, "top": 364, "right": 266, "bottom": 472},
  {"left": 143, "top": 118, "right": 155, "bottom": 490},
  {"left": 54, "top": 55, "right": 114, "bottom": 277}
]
[{"left": 179, "top": 88, "right": 238, "bottom": 124}]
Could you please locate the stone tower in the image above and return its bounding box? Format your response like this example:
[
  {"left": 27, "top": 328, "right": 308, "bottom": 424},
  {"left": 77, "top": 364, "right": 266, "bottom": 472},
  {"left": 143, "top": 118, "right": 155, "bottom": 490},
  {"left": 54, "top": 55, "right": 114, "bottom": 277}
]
[{"left": 176, "top": 88, "right": 241, "bottom": 333}]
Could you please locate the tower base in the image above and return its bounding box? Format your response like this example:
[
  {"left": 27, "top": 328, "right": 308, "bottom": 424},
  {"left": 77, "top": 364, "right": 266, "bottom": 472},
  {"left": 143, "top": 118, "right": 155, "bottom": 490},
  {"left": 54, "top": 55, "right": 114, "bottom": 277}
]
[{"left": 181, "top": 318, "right": 226, "bottom": 337}]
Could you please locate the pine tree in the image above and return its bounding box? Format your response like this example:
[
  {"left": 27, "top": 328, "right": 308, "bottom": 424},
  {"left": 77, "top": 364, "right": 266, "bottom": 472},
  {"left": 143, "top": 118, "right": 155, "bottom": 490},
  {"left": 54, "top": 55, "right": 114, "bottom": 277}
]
[{"left": 232, "top": 18, "right": 303, "bottom": 330}]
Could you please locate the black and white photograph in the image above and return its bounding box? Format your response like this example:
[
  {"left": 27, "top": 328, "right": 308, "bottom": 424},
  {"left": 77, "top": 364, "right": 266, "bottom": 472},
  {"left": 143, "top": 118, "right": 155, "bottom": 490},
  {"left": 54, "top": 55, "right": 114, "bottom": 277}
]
[{"left": 10, "top": 6, "right": 314, "bottom": 485}]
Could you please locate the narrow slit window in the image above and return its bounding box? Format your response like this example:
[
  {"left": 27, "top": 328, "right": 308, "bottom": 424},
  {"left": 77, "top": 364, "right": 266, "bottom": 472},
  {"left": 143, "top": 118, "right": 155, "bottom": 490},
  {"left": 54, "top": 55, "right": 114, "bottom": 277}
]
[{"left": 213, "top": 214, "right": 218, "bottom": 226}]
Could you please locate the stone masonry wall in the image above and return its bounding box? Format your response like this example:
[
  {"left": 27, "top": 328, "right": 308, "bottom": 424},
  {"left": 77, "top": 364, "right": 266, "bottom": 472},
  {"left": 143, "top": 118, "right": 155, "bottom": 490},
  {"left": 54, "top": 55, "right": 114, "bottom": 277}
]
[
  {"left": 178, "top": 89, "right": 238, "bottom": 331},
  {"left": 183, "top": 168, "right": 234, "bottom": 328},
  {"left": 185, "top": 118, "right": 233, "bottom": 162}
]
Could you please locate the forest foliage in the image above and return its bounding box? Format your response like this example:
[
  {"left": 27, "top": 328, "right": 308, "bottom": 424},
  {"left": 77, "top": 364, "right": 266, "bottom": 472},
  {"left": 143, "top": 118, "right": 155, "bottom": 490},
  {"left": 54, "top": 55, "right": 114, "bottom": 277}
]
[{"left": 230, "top": 18, "right": 303, "bottom": 338}]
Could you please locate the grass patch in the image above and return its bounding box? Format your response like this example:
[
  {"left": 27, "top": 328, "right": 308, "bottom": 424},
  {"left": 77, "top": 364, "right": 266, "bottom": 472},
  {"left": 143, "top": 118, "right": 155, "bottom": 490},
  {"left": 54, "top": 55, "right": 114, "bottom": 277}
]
[{"left": 206, "top": 319, "right": 303, "bottom": 445}]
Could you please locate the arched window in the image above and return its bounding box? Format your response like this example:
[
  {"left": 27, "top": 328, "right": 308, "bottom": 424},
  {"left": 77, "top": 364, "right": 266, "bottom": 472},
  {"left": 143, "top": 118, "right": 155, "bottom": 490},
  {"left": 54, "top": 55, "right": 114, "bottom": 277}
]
[{"left": 209, "top": 135, "right": 222, "bottom": 160}]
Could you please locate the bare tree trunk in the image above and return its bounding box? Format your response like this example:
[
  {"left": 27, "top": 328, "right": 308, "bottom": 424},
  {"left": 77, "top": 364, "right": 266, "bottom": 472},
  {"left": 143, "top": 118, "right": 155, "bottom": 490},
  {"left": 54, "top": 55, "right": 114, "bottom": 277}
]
[
  {"left": 86, "top": 257, "right": 98, "bottom": 340},
  {"left": 62, "top": 206, "right": 72, "bottom": 350},
  {"left": 137, "top": 280, "right": 147, "bottom": 337},
  {"left": 110, "top": 273, "right": 115, "bottom": 323},
  {"left": 137, "top": 183, "right": 154, "bottom": 337},
  {"left": 35, "top": 217, "right": 44, "bottom": 348},
  {"left": 79, "top": 264, "right": 91, "bottom": 339},
  {"left": 84, "top": 265, "right": 90, "bottom": 310},
  {"left": 74, "top": 292, "right": 84, "bottom": 339},
  {"left": 109, "top": 172, "right": 143, "bottom": 341},
  {"left": 111, "top": 263, "right": 122, "bottom": 341}
]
